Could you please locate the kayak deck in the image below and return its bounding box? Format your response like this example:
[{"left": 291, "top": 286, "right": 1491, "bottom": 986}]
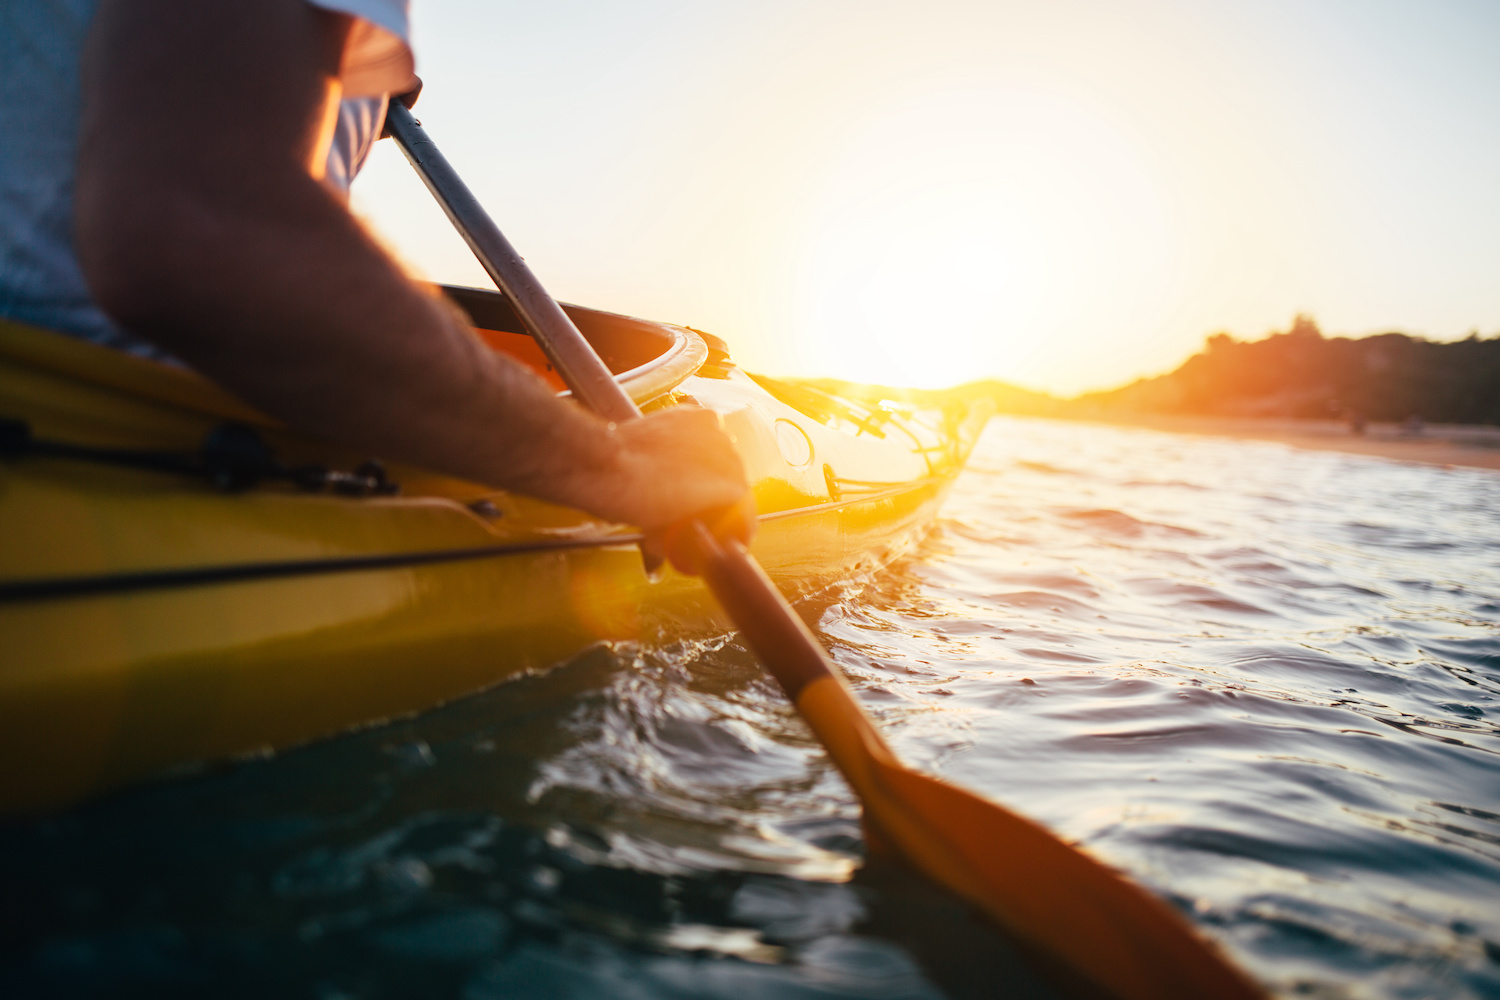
[{"left": 0, "top": 287, "right": 987, "bottom": 813}]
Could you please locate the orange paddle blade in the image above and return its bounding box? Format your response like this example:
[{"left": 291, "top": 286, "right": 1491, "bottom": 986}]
[{"left": 795, "top": 675, "right": 1263, "bottom": 1000}]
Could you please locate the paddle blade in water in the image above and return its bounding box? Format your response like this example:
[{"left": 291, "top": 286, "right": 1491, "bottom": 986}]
[{"left": 794, "top": 675, "right": 1265, "bottom": 1000}]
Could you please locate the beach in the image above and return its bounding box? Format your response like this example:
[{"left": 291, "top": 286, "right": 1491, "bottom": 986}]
[{"left": 1061, "top": 414, "right": 1500, "bottom": 471}]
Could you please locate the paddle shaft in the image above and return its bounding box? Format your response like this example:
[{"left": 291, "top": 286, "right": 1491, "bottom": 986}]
[{"left": 384, "top": 105, "right": 637, "bottom": 423}]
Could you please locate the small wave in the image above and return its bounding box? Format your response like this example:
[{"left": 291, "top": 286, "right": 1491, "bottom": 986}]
[
  {"left": 983, "top": 590, "right": 1097, "bottom": 619},
  {"left": 1421, "top": 637, "right": 1500, "bottom": 670},
  {"left": 1129, "top": 580, "right": 1272, "bottom": 617},
  {"left": 1014, "top": 459, "right": 1076, "bottom": 475},
  {"left": 1059, "top": 507, "right": 1206, "bottom": 539}
]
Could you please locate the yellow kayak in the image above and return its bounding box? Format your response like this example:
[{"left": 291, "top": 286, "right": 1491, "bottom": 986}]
[{"left": 0, "top": 284, "right": 987, "bottom": 814}]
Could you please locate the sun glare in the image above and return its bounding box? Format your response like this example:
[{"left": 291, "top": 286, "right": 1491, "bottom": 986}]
[{"left": 785, "top": 86, "right": 1182, "bottom": 390}]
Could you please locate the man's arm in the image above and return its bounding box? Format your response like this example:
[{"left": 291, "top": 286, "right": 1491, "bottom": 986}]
[{"left": 74, "top": 0, "right": 747, "bottom": 531}]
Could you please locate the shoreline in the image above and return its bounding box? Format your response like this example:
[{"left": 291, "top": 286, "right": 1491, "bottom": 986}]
[{"left": 1039, "top": 413, "right": 1500, "bottom": 471}]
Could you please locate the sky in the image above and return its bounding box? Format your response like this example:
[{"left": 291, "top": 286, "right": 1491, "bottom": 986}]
[{"left": 350, "top": 0, "right": 1500, "bottom": 395}]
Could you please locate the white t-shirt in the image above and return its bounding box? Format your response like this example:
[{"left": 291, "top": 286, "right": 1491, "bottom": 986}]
[{"left": 0, "top": 0, "right": 415, "bottom": 355}]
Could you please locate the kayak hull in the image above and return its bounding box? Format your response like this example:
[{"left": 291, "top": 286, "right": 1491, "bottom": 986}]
[
  {"left": 0, "top": 292, "right": 985, "bottom": 813},
  {"left": 2, "top": 478, "right": 951, "bottom": 811}
]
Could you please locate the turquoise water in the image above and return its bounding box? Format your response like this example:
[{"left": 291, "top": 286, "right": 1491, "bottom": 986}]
[{"left": 3, "top": 416, "right": 1498, "bottom": 998}]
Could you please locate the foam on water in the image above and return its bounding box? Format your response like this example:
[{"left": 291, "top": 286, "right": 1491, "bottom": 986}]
[{"left": 3, "top": 416, "right": 1497, "bottom": 998}]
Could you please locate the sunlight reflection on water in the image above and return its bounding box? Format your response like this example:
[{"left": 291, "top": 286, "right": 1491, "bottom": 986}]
[{"left": 3, "top": 417, "right": 1497, "bottom": 999}]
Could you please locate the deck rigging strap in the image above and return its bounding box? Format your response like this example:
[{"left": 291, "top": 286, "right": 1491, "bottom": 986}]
[
  {"left": 0, "top": 480, "right": 938, "bottom": 605},
  {"left": 0, "top": 417, "right": 398, "bottom": 496}
]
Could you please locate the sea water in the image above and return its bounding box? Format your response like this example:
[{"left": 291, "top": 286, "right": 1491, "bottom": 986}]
[{"left": 3, "top": 416, "right": 1498, "bottom": 999}]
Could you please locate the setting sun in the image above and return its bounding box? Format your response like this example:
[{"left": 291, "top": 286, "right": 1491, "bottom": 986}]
[{"left": 784, "top": 84, "right": 1181, "bottom": 388}]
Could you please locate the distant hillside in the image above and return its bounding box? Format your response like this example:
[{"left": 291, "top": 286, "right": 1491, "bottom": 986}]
[
  {"left": 791, "top": 317, "right": 1500, "bottom": 426},
  {"left": 1068, "top": 316, "right": 1500, "bottom": 425}
]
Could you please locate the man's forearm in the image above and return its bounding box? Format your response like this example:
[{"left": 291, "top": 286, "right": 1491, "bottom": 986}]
[{"left": 80, "top": 156, "right": 625, "bottom": 512}]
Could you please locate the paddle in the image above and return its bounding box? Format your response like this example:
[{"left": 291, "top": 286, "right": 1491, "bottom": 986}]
[{"left": 382, "top": 100, "right": 1264, "bottom": 1000}]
